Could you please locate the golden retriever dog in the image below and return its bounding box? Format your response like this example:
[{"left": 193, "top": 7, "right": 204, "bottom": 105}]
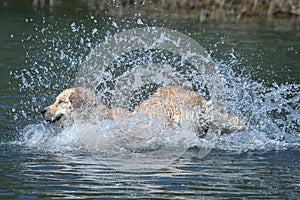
[{"left": 41, "top": 86, "right": 247, "bottom": 134}]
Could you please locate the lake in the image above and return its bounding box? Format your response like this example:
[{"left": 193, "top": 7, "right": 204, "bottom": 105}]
[{"left": 0, "top": 3, "right": 299, "bottom": 199}]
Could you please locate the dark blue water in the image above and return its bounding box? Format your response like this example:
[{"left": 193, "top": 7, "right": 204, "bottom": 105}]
[{"left": 1, "top": 3, "right": 299, "bottom": 199}]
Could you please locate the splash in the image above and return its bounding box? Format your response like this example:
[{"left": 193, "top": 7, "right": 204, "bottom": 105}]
[
  {"left": 13, "top": 17, "right": 299, "bottom": 166},
  {"left": 74, "top": 118, "right": 198, "bottom": 171},
  {"left": 21, "top": 123, "right": 82, "bottom": 152},
  {"left": 213, "top": 49, "right": 300, "bottom": 153},
  {"left": 70, "top": 26, "right": 226, "bottom": 171}
]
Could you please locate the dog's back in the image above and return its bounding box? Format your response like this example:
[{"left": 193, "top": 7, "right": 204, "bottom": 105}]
[{"left": 135, "top": 86, "right": 208, "bottom": 125}]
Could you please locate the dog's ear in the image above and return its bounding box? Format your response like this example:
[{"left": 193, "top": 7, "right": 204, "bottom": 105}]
[
  {"left": 69, "top": 90, "right": 84, "bottom": 109},
  {"left": 69, "top": 88, "right": 93, "bottom": 109}
]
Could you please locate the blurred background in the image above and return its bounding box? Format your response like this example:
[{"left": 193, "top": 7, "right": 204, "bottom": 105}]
[{"left": 2, "top": 0, "right": 300, "bottom": 21}]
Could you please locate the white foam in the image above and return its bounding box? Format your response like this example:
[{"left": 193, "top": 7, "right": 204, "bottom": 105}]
[{"left": 21, "top": 123, "right": 82, "bottom": 152}]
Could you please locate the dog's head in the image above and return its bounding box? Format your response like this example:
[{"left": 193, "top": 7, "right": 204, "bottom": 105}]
[{"left": 40, "top": 87, "right": 94, "bottom": 125}]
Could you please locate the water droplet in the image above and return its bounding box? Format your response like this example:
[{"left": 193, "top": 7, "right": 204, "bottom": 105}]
[
  {"left": 137, "top": 18, "right": 144, "bottom": 25},
  {"left": 92, "top": 28, "right": 98, "bottom": 35},
  {"left": 112, "top": 21, "right": 118, "bottom": 28}
]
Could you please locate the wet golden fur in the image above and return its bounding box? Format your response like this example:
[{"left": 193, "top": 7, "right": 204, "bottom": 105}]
[
  {"left": 41, "top": 86, "right": 246, "bottom": 133},
  {"left": 135, "top": 87, "right": 207, "bottom": 125}
]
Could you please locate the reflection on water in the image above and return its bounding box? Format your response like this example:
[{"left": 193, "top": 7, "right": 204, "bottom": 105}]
[
  {"left": 1, "top": 143, "right": 299, "bottom": 199},
  {"left": 0, "top": 4, "right": 299, "bottom": 199}
]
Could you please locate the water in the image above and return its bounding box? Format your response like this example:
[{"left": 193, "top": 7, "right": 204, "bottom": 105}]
[{"left": 1, "top": 5, "right": 300, "bottom": 199}]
